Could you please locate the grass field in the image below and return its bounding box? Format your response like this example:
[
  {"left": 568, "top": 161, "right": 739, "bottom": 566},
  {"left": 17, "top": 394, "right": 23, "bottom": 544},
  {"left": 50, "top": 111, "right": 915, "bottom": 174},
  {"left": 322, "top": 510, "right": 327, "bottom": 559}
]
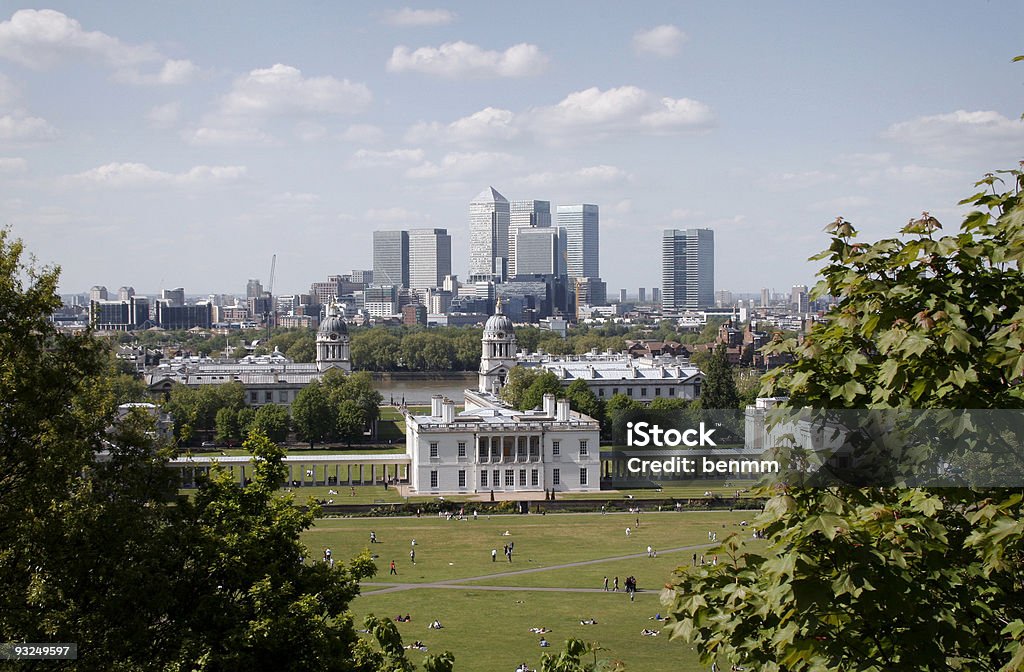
[{"left": 303, "top": 510, "right": 756, "bottom": 671}]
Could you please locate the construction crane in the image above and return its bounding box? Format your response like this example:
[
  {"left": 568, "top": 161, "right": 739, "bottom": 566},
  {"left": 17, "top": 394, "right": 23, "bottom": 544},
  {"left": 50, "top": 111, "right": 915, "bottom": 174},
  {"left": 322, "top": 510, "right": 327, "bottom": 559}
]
[{"left": 264, "top": 254, "right": 276, "bottom": 341}]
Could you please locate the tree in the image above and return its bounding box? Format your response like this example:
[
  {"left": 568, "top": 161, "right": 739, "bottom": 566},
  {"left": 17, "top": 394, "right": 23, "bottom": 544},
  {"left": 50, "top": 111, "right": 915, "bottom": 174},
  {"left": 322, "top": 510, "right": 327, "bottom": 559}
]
[
  {"left": 171, "top": 430, "right": 379, "bottom": 670},
  {"left": 500, "top": 367, "right": 544, "bottom": 409},
  {"left": 521, "top": 371, "right": 563, "bottom": 411},
  {"left": 565, "top": 379, "right": 603, "bottom": 422},
  {"left": 662, "top": 160, "right": 1024, "bottom": 671},
  {"left": 401, "top": 331, "right": 456, "bottom": 371},
  {"left": 699, "top": 343, "right": 740, "bottom": 410},
  {"left": 291, "top": 381, "right": 336, "bottom": 447},
  {"left": 335, "top": 399, "right": 367, "bottom": 447},
  {"left": 324, "top": 369, "right": 383, "bottom": 440},
  {"left": 252, "top": 403, "right": 290, "bottom": 444},
  {"left": 214, "top": 407, "right": 240, "bottom": 445},
  {"left": 540, "top": 639, "right": 624, "bottom": 672},
  {"left": 350, "top": 329, "right": 401, "bottom": 371}
]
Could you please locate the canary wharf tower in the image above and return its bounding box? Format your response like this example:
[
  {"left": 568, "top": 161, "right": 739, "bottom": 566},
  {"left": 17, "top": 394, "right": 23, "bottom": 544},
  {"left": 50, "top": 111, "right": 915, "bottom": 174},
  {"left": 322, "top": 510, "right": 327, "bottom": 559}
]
[{"left": 469, "top": 187, "right": 510, "bottom": 278}]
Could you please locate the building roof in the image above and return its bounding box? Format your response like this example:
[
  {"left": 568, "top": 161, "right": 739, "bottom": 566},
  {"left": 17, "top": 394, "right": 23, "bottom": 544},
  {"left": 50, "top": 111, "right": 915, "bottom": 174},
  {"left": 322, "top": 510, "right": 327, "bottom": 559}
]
[{"left": 471, "top": 186, "right": 508, "bottom": 203}]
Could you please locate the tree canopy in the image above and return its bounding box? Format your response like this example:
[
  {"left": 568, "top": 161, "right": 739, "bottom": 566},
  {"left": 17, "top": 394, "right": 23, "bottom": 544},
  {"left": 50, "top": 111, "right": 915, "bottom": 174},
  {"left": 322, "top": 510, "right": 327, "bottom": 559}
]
[{"left": 662, "top": 162, "right": 1024, "bottom": 671}]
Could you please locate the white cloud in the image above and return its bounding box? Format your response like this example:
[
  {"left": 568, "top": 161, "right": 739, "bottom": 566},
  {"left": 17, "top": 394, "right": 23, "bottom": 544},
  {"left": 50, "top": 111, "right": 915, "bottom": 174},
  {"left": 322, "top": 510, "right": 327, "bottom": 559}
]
[
  {"left": 219, "top": 64, "right": 372, "bottom": 116},
  {"left": 69, "top": 162, "right": 247, "bottom": 188},
  {"left": 885, "top": 109, "right": 1024, "bottom": 157},
  {"left": 294, "top": 121, "right": 327, "bottom": 142},
  {"left": 0, "top": 156, "right": 27, "bottom": 173},
  {"left": 352, "top": 148, "right": 425, "bottom": 166},
  {"left": 530, "top": 86, "right": 714, "bottom": 135},
  {"left": 340, "top": 124, "right": 385, "bottom": 144},
  {"left": 409, "top": 86, "right": 714, "bottom": 148},
  {"left": 384, "top": 8, "right": 456, "bottom": 26},
  {"left": 633, "top": 24, "right": 686, "bottom": 57},
  {"left": 0, "top": 72, "right": 18, "bottom": 106},
  {"left": 407, "top": 107, "right": 518, "bottom": 145},
  {"left": 0, "top": 113, "right": 58, "bottom": 142},
  {"left": 406, "top": 151, "right": 521, "bottom": 179},
  {"left": 834, "top": 152, "right": 891, "bottom": 167},
  {"left": 515, "top": 164, "right": 630, "bottom": 189},
  {"left": 669, "top": 208, "right": 705, "bottom": 220},
  {"left": 806, "top": 195, "right": 871, "bottom": 213},
  {"left": 365, "top": 206, "right": 423, "bottom": 222},
  {"left": 146, "top": 101, "right": 181, "bottom": 128},
  {"left": 183, "top": 126, "right": 276, "bottom": 147},
  {"left": 387, "top": 41, "right": 548, "bottom": 78},
  {"left": 882, "top": 164, "right": 963, "bottom": 184},
  {"left": 0, "top": 9, "right": 195, "bottom": 84}
]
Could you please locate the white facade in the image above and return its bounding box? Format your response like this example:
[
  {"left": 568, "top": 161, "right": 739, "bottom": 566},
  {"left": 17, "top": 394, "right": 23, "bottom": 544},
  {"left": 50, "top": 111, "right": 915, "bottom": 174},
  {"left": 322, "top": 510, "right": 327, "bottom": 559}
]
[
  {"left": 518, "top": 352, "right": 703, "bottom": 404},
  {"left": 478, "top": 300, "right": 517, "bottom": 395},
  {"left": 405, "top": 392, "right": 601, "bottom": 495},
  {"left": 508, "top": 199, "right": 551, "bottom": 277},
  {"left": 408, "top": 228, "right": 452, "bottom": 291},
  {"left": 316, "top": 304, "right": 351, "bottom": 372},
  {"left": 556, "top": 204, "right": 599, "bottom": 279},
  {"left": 469, "top": 187, "right": 510, "bottom": 278}
]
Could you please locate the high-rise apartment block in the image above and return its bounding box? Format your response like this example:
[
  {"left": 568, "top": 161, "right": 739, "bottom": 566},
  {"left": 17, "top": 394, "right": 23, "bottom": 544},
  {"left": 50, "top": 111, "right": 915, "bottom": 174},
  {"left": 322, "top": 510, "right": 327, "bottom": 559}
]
[
  {"left": 469, "top": 187, "right": 510, "bottom": 278},
  {"left": 662, "top": 228, "right": 715, "bottom": 311},
  {"left": 508, "top": 200, "right": 551, "bottom": 276},
  {"left": 246, "top": 279, "right": 263, "bottom": 299},
  {"left": 161, "top": 287, "right": 185, "bottom": 307},
  {"left": 372, "top": 230, "right": 410, "bottom": 288},
  {"left": 408, "top": 228, "right": 452, "bottom": 291},
  {"left": 556, "top": 204, "right": 599, "bottom": 279},
  {"left": 652, "top": 287, "right": 661, "bottom": 304}
]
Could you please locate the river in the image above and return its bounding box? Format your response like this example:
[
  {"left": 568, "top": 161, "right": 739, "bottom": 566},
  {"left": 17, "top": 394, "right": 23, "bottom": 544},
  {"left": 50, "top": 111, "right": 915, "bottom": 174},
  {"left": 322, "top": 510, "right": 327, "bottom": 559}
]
[{"left": 371, "top": 372, "right": 477, "bottom": 405}]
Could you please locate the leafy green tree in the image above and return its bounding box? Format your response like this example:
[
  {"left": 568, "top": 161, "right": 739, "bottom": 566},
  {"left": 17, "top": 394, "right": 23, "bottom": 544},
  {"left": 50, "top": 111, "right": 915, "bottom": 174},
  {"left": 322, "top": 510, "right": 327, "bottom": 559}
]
[
  {"left": 699, "top": 343, "right": 740, "bottom": 410},
  {"left": 350, "top": 328, "right": 402, "bottom": 371},
  {"left": 163, "top": 382, "right": 246, "bottom": 441},
  {"left": 237, "top": 406, "right": 256, "bottom": 440},
  {"left": 521, "top": 371, "right": 563, "bottom": 411},
  {"left": 647, "top": 397, "right": 690, "bottom": 411},
  {"left": 500, "top": 367, "right": 543, "bottom": 409},
  {"left": 252, "top": 403, "right": 290, "bottom": 444},
  {"left": 605, "top": 393, "right": 641, "bottom": 416},
  {"left": 172, "top": 430, "right": 378, "bottom": 670},
  {"left": 401, "top": 331, "right": 456, "bottom": 371},
  {"left": 285, "top": 334, "right": 316, "bottom": 363},
  {"left": 540, "top": 639, "right": 624, "bottom": 672},
  {"left": 291, "top": 380, "right": 336, "bottom": 447},
  {"left": 663, "top": 160, "right": 1024, "bottom": 671},
  {"left": 335, "top": 399, "right": 367, "bottom": 447},
  {"left": 324, "top": 369, "right": 383, "bottom": 440},
  {"left": 565, "top": 379, "right": 603, "bottom": 422},
  {"left": 214, "top": 406, "right": 240, "bottom": 445}
]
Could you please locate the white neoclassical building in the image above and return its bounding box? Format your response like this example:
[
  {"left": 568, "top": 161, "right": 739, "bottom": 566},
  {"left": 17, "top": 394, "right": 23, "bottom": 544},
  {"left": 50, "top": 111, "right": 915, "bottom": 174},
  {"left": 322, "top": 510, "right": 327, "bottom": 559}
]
[{"left": 406, "top": 306, "right": 602, "bottom": 495}]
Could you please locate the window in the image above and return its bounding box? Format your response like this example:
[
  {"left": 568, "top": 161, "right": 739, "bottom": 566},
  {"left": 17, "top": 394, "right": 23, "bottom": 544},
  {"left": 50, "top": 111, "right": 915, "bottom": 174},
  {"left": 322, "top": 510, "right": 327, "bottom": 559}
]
[
  {"left": 626, "top": 388, "right": 633, "bottom": 397},
  {"left": 279, "top": 390, "right": 288, "bottom": 402},
  {"left": 579, "top": 468, "right": 588, "bottom": 485},
  {"left": 612, "top": 387, "right": 618, "bottom": 395},
  {"left": 552, "top": 468, "right": 560, "bottom": 486},
  {"left": 655, "top": 387, "right": 661, "bottom": 396},
  {"left": 458, "top": 441, "right": 467, "bottom": 458},
  {"left": 519, "top": 469, "right": 526, "bottom": 486},
  {"left": 458, "top": 470, "right": 466, "bottom": 488},
  {"left": 598, "top": 388, "right": 605, "bottom": 397},
  {"left": 493, "top": 470, "right": 500, "bottom": 487},
  {"left": 531, "top": 469, "right": 539, "bottom": 486},
  {"left": 668, "top": 387, "right": 675, "bottom": 396},
  {"left": 517, "top": 437, "right": 527, "bottom": 461},
  {"left": 552, "top": 440, "right": 560, "bottom": 456},
  {"left": 249, "top": 391, "right": 258, "bottom": 403},
  {"left": 579, "top": 439, "right": 588, "bottom": 456},
  {"left": 478, "top": 438, "right": 488, "bottom": 461},
  {"left": 504, "top": 470, "right": 514, "bottom": 487},
  {"left": 529, "top": 436, "right": 540, "bottom": 459},
  {"left": 481, "top": 471, "right": 488, "bottom": 487},
  {"left": 264, "top": 391, "right": 272, "bottom": 403},
  {"left": 429, "top": 442, "right": 438, "bottom": 459},
  {"left": 430, "top": 470, "right": 438, "bottom": 489},
  {"left": 641, "top": 387, "right": 648, "bottom": 397},
  {"left": 694, "top": 383, "right": 701, "bottom": 396}
]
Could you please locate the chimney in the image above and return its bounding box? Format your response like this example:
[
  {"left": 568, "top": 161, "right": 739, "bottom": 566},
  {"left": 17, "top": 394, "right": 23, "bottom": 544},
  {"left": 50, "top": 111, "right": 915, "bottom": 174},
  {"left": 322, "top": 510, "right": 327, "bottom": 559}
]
[
  {"left": 430, "top": 394, "right": 443, "bottom": 417},
  {"left": 441, "top": 398, "right": 455, "bottom": 423},
  {"left": 543, "top": 393, "right": 557, "bottom": 417},
  {"left": 556, "top": 398, "right": 570, "bottom": 422}
]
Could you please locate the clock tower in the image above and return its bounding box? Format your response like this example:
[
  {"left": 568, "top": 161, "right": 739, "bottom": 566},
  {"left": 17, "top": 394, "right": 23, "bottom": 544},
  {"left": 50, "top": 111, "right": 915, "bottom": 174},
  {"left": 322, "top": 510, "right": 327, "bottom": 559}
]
[{"left": 478, "top": 299, "right": 517, "bottom": 394}]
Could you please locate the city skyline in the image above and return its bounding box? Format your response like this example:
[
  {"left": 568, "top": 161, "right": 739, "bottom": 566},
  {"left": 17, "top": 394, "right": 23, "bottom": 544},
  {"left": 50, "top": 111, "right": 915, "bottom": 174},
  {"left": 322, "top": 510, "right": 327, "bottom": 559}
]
[{"left": 1, "top": 3, "right": 1022, "bottom": 295}]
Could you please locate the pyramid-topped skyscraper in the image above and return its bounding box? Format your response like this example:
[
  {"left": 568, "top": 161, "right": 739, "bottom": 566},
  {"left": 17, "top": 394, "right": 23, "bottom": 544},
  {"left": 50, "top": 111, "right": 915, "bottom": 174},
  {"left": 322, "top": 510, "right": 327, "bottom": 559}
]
[{"left": 469, "top": 186, "right": 510, "bottom": 279}]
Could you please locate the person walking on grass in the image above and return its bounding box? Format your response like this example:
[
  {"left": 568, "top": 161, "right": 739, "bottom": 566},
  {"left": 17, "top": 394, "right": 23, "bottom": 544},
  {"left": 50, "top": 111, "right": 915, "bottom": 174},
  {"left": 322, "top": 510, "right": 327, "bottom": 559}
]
[
  {"left": 389, "top": 560, "right": 397, "bottom": 575},
  {"left": 603, "top": 576, "right": 609, "bottom": 591}
]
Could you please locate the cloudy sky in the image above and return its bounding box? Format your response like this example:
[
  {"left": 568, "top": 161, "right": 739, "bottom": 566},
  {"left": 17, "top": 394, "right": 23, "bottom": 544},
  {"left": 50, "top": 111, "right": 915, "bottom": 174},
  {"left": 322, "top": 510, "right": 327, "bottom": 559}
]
[{"left": 1, "top": 2, "right": 1022, "bottom": 297}]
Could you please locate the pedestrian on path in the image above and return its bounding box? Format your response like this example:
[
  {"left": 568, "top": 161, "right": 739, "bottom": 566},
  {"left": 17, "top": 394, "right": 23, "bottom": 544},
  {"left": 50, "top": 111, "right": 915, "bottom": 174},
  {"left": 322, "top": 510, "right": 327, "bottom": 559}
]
[
  {"left": 603, "top": 576, "right": 609, "bottom": 591},
  {"left": 613, "top": 576, "right": 619, "bottom": 592},
  {"left": 491, "top": 548, "right": 497, "bottom": 562}
]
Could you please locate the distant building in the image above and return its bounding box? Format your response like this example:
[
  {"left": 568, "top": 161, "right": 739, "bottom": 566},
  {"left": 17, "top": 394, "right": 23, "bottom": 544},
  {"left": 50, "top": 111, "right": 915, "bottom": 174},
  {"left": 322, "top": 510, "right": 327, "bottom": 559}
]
[
  {"left": 90, "top": 285, "right": 108, "bottom": 302},
  {"left": 470, "top": 187, "right": 510, "bottom": 279},
  {"left": 155, "top": 302, "right": 212, "bottom": 330},
  {"left": 408, "top": 228, "right": 452, "bottom": 291},
  {"left": 638, "top": 287, "right": 646, "bottom": 302},
  {"left": 246, "top": 279, "right": 263, "bottom": 299},
  {"left": 161, "top": 287, "right": 185, "bottom": 307},
  {"left": 618, "top": 288, "right": 627, "bottom": 303},
  {"left": 509, "top": 199, "right": 551, "bottom": 276},
  {"left": 373, "top": 230, "right": 410, "bottom": 288},
  {"left": 90, "top": 296, "right": 151, "bottom": 331},
  {"left": 515, "top": 227, "right": 563, "bottom": 276},
  {"left": 364, "top": 285, "right": 399, "bottom": 318},
  {"left": 652, "top": 287, "right": 661, "bottom": 304},
  {"left": 402, "top": 303, "right": 427, "bottom": 326},
  {"left": 405, "top": 304, "right": 601, "bottom": 495},
  {"left": 662, "top": 228, "right": 714, "bottom": 311},
  {"left": 556, "top": 204, "right": 599, "bottom": 279}
]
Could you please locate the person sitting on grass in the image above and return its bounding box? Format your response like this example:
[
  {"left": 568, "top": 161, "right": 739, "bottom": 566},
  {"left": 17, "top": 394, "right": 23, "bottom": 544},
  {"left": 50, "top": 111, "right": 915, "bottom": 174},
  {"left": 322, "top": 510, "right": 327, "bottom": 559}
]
[
  {"left": 429, "top": 620, "right": 443, "bottom": 629},
  {"left": 641, "top": 628, "right": 660, "bottom": 636},
  {"left": 539, "top": 638, "right": 550, "bottom": 647},
  {"left": 579, "top": 618, "right": 597, "bottom": 625}
]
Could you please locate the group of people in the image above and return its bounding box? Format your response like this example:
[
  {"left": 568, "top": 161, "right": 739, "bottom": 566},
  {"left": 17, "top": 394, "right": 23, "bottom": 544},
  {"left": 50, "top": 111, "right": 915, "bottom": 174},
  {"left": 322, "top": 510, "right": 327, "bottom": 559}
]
[
  {"left": 492, "top": 540, "right": 514, "bottom": 562},
  {"left": 394, "top": 614, "right": 411, "bottom": 622},
  {"left": 624, "top": 575, "right": 638, "bottom": 601}
]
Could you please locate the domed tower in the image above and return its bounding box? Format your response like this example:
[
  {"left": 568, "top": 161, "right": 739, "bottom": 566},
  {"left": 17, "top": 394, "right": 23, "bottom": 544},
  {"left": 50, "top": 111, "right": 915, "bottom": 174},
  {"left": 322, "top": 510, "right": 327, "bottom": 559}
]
[
  {"left": 316, "top": 304, "right": 351, "bottom": 373},
  {"left": 479, "top": 298, "right": 517, "bottom": 394}
]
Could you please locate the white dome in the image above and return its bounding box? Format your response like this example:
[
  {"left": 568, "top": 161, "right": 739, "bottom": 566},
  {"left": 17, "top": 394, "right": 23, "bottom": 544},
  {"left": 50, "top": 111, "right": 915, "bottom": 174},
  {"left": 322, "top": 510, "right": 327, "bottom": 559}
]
[{"left": 318, "top": 305, "right": 348, "bottom": 337}]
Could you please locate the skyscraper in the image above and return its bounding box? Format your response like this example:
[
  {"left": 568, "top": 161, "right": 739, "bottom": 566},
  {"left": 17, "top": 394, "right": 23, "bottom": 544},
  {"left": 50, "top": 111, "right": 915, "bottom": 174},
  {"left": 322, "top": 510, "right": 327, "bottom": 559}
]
[
  {"left": 372, "top": 230, "right": 410, "bottom": 288},
  {"left": 469, "top": 187, "right": 510, "bottom": 278},
  {"left": 508, "top": 200, "right": 551, "bottom": 276},
  {"left": 662, "top": 229, "right": 715, "bottom": 311},
  {"left": 515, "top": 227, "right": 563, "bottom": 276},
  {"left": 556, "top": 204, "right": 599, "bottom": 279},
  {"left": 408, "top": 228, "right": 452, "bottom": 291}
]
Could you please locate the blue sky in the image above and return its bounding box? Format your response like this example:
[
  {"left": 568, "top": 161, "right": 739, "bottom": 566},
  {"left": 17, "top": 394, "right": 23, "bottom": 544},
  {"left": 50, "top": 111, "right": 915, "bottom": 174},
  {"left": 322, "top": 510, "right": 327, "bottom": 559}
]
[{"left": 1, "top": 2, "right": 1022, "bottom": 297}]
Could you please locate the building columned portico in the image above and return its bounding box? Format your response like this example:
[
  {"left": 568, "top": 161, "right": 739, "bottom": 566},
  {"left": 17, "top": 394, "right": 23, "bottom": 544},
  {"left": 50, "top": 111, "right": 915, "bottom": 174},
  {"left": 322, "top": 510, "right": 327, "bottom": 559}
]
[{"left": 170, "top": 452, "right": 410, "bottom": 488}]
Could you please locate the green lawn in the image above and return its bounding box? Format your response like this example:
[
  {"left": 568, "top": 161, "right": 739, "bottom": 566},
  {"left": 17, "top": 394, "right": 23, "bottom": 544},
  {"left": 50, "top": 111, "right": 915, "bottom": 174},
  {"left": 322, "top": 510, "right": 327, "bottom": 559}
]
[{"left": 303, "top": 511, "right": 752, "bottom": 671}]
